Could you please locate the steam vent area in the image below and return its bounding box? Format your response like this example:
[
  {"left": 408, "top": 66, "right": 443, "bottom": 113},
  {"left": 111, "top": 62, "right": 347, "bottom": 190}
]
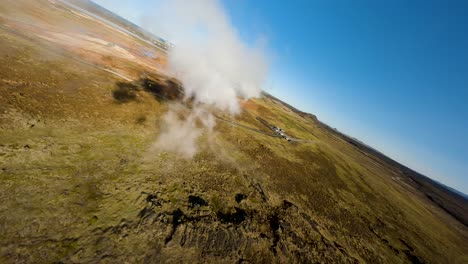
[{"left": 0, "top": 1, "right": 467, "bottom": 263}]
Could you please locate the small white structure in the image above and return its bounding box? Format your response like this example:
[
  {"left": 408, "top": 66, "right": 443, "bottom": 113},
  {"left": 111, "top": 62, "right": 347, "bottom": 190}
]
[{"left": 272, "top": 126, "right": 292, "bottom": 142}]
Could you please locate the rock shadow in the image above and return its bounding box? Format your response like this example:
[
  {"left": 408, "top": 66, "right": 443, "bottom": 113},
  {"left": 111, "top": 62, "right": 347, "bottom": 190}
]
[
  {"left": 112, "top": 77, "right": 184, "bottom": 104},
  {"left": 140, "top": 77, "right": 183, "bottom": 101},
  {"left": 112, "top": 82, "right": 139, "bottom": 103}
]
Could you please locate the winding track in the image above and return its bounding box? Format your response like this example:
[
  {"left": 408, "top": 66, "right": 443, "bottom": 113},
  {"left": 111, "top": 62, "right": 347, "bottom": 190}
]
[
  {"left": 215, "top": 116, "right": 282, "bottom": 138},
  {"left": 216, "top": 115, "right": 316, "bottom": 144}
]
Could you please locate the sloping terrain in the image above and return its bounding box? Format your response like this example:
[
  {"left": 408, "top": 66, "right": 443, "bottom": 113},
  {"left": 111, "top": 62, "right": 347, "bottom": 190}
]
[
  {"left": 0, "top": 1, "right": 467, "bottom": 263},
  {"left": 268, "top": 92, "right": 468, "bottom": 228}
]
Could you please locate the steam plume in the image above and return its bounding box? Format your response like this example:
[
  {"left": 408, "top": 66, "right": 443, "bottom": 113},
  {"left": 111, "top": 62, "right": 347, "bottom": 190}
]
[
  {"left": 146, "top": 0, "right": 269, "bottom": 113},
  {"left": 145, "top": 0, "right": 269, "bottom": 157},
  {"left": 151, "top": 106, "right": 215, "bottom": 158}
]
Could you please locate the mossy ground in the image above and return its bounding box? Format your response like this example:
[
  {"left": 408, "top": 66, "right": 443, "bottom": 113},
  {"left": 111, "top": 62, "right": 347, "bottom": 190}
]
[{"left": 1, "top": 1, "right": 468, "bottom": 263}]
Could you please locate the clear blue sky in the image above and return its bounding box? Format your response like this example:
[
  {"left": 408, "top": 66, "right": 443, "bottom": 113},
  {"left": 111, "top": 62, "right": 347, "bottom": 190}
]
[{"left": 93, "top": 0, "right": 468, "bottom": 194}]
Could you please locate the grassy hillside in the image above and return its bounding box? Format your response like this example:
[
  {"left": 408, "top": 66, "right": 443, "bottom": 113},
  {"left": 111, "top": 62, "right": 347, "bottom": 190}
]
[
  {"left": 313, "top": 114, "right": 468, "bottom": 228},
  {"left": 0, "top": 1, "right": 467, "bottom": 263}
]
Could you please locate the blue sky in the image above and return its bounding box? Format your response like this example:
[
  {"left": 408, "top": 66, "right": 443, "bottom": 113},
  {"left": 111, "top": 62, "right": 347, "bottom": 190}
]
[{"left": 93, "top": 0, "right": 468, "bottom": 194}]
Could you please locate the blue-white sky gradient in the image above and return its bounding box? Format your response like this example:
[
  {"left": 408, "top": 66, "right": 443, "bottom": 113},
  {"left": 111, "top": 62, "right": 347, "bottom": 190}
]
[{"left": 93, "top": 0, "right": 468, "bottom": 194}]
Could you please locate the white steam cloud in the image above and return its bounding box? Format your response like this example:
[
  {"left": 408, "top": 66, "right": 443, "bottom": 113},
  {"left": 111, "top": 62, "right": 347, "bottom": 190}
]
[
  {"left": 145, "top": 0, "right": 269, "bottom": 113},
  {"left": 151, "top": 106, "right": 215, "bottom": 158},
  {"left": 142, "top": 0, "right": 269, "bottom": 157}
]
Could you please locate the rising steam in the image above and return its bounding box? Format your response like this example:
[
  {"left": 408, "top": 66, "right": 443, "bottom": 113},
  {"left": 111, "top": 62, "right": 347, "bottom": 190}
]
[
  {"left": 146, "top": 0, "right": 269, "bottom": 157},
  {"left": 151, "top": 105, "right": 215, "bottom": 159},
  {"left": 146, "top": 0, "right": 268, "bottom": 113}
]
